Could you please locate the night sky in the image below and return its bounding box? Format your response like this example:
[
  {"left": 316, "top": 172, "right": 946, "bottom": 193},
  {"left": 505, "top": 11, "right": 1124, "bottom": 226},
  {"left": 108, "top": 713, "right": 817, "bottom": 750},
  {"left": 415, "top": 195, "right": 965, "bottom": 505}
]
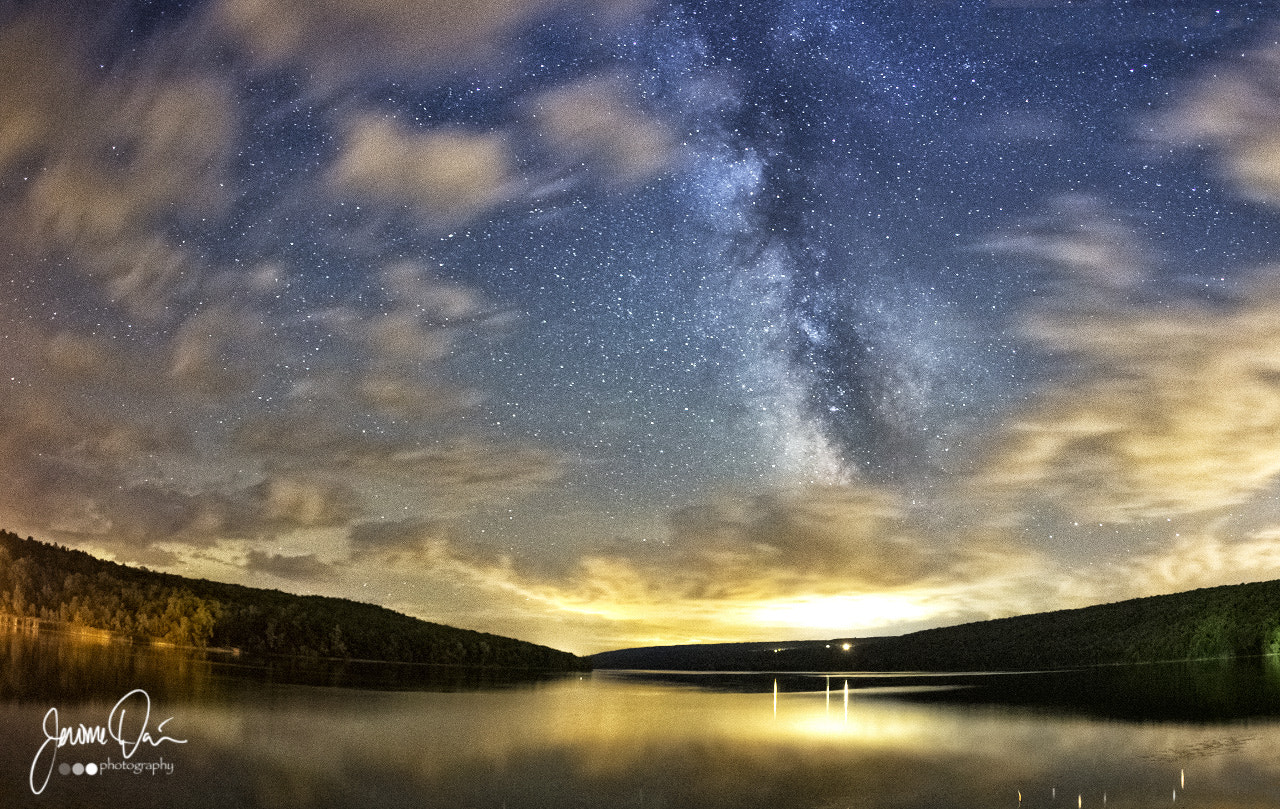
[{"left": 4, "top": 0, "right": 1280, "bottom": 654}]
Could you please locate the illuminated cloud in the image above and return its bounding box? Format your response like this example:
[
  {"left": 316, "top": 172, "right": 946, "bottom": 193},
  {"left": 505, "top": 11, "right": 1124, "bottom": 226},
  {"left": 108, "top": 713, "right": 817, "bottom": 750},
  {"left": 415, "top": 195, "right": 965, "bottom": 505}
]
[
  {"left": 212, "top": 0, "right": 647, "bottom": 81},
  {"left": 330, "top": 118, "right": 515, "bottom": 227},
  {"left": 529, "top": 76, "right": 677, "bottom": 187},
  {"left": 243, "top": 477, "right": 363, "bottom": 530},
  {"left": 978, "top": 273, "right": 1280, "bottom": 524},
  {"left": 981, "top": 195, "right": 1152, "bottom": 294},
  {"left": 0, "top": 14, "right": 83, "bottom": 171},
  {"left": 1124, "top": 529, "right": 1280, "bottom": 595},
  {"left": 14, "top": 68, "right": 236, "bottom": 317},
  {"left": 236, "top": 415, "right": 567, "bottom": 509},
  {"left": 244, "top": 549, "right": 339, "bottom": 582},
  {"left": 1155, "top": 35, "right": 1280, "bottom": 203},
  {"left": 345, "top": 519, "right": 517, "bottom": 581},
  {"left": 363, "top": 485, "right": 1044, "bottom": 649},
  {"left": 654, "top": 487, "right": 943, "bottom": 595},
  {"left": 169, "top": 305, "right": 274, "bottom": 395},
  {"left": 348, "top": 519, "right": 447, "bottom": 562},
  {"left": 1054, "top": 527, "right": 1280, "bottom": 611}
]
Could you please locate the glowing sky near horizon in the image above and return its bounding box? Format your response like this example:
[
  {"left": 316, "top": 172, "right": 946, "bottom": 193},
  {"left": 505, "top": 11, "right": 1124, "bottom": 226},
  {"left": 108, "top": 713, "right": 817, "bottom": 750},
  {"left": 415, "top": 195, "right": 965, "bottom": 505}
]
[{"left": 4, "top": 0, "right": 1280, "bottom": 654}]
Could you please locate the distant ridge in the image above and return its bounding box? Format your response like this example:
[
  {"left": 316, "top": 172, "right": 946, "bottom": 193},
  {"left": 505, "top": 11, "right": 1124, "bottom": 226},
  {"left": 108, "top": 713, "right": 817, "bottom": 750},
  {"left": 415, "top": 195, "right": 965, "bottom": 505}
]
[
  {"left": 591, "top": 579, "right": 1280, "bottom": 672},
  {"left": 588, "top": 639, "right": 861, "bottom": 671},
  {"left": 0, "top": 530, "right": 588, "bottom": 671}
]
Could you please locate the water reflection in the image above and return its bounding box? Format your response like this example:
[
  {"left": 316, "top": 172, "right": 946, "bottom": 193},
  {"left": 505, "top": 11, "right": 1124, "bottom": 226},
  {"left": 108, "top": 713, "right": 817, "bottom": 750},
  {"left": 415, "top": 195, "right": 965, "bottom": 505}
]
[
  {"left": 0, "top": 628, "right": 570, "bottom": 703},
  {"left": 4, "top": 630, "right": 1280, "bottom": 808},
  {"left": 607, "top": 658, "right": 1280, "bottom": 722},
  {"left": 0, "top": 627, "right": 224, "bottom": 703}
]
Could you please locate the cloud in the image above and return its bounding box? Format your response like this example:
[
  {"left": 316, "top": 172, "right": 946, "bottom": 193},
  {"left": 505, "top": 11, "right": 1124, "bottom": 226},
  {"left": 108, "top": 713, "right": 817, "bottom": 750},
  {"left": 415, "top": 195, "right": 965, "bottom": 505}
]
[
  {"left": 529, "top": 76, "right": 677, "bottom": 187},
  {"left": 26, "top": 71, "right": 235, "bottom": 237},
  {"left": 0, "top": 257, "right": 555, "bottom": 560},
  {"left": 373, "top": 438, "right": 569, "bottom": 511},
  {"left": 330, "top": 117, "right": 515, "bottom": 227},
  {"left": 977, "top": 270, "right": 1280, "bottom": 524},
  {"left": 1124, "top": 529, "right": 1280, "bottom": 595},
  {"left": 212, "top": 0, "right": 647, "bottom": 81},
  {"left": 1056, "top": 527, "right": 1280, "bottom": 610},
  {"left": 0, "top": 364, "right": 366, "bottom": 552},
  {"left": 242, "top": 477, "right": 363, "bottom": 530},
  {"left": 236, "top": 416, "right": 566, "bottom": 508},
  {"left": 653, "top": 488, "right": 944, "bottom": 597},
  {"left": 0, "top": 14, "right": 83, "bottom": 172},
  {"left": 616, "top": 487, "right": 1022, "bottom": 599},
  {"left": 379, "top": 262, "right": 488, "bottom": 322},
  {"left": 364, "top": 484, "right": 1042, "bottom": 647},
  {"left": 0, "top": 324, "right": 193, "bottom": 549},
  {"left": 0, "top": 12, "right": 237, "bottom": 319},
  {"left": 980, "top": 194, "right": 1153, "bottom": 294},
  {"left": 328, "top": 83, "right": 679, "bottom": 228},
  {"left": 44, "top": 330, "right": 133, "bottom": 385},
  {"left": 345, "top": 518, "right": 508, "bottom": 570},
  {"left": 1153, "top": 34, "right": 1280, "bottom": 203},
  {"left": 347, "top": 519, "right": 446, "bottom": 562},
  {"left": 243, "top": 549, "right": 339, "bottom": 582},
  {"left": 169, "top": 305, "right": 274, "bottom": 395}
]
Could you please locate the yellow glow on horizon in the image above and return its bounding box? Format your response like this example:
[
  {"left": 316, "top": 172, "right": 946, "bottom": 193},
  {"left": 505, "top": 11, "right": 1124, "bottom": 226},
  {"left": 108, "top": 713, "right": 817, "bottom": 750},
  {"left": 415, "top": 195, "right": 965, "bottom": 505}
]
[
  {"left": 521, "top": 586, "right": 971, "bottom": 652},
  {"left": 747, "top": 593, "right": 936, "bottom": 632}
]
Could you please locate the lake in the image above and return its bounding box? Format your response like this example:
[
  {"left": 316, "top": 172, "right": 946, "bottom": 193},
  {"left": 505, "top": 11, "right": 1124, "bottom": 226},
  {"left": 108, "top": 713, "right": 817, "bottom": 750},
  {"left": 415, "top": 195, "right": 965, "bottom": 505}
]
[{"left": 3, "top": 629, "right": 1280, "bottom": 808}]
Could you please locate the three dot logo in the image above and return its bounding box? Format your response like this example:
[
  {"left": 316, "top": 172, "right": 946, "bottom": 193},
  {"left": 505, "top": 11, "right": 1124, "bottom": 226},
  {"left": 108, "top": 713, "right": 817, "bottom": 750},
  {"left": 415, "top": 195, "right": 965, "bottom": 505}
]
[{"left": 56, "top": 762, "right": 99, "bottom": 776}]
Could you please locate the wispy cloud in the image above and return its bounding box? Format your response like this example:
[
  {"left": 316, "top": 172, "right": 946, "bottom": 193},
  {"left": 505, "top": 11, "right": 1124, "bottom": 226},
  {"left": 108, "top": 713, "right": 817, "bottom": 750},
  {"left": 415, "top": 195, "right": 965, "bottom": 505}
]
[
  {"left": 340, "top": 484, "right": 1045, "bottom": 650},
  {"left": 211, "top": 0, "right": 647, "bottom": 82},
  {"left": 330, "top": 119, "right": 516, "bottom": 227},
  {"left": 244, "top": 549, "right": 340, "bottom": 582},
  {"left": 1, "top": 20, "right": 236, "bottom": 318},
  {"left": 528, "top": 76, "right": 677, "bottom": 188},
  {"left": 1152, "top": 33, "right": 1280, "bottom": 203},
  {"left": 0, "top": 10, "right": 568, "bottom": 566},
  {"left": 977, "top": 268, "right": 1280, "bottom": 524},
  {"left": 980, "top": 194, "right": 1154, "bottom": 295}
]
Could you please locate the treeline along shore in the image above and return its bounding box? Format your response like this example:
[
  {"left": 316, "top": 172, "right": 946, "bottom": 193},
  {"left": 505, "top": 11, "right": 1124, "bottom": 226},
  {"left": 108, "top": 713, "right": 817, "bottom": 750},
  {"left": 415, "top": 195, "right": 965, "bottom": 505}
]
[
  {"left": 0, "top": 530, "right": 588, "bottom": 671},
  {"left": 592, "top": 579, "right": 1280, "bottom": 672}
]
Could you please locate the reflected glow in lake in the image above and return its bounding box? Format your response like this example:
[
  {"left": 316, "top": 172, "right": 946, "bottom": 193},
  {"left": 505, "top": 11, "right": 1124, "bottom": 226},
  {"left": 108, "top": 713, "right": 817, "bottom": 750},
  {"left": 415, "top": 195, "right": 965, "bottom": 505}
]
[{"left": 3, "top": 631, "right": 1280, "bottom": 808}]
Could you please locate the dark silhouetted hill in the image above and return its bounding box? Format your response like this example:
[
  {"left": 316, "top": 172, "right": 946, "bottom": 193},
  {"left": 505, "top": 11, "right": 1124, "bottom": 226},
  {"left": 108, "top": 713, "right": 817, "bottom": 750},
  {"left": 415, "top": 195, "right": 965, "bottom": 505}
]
[{"left": 0, "top": 530, "right": 587, "bottom": 671}]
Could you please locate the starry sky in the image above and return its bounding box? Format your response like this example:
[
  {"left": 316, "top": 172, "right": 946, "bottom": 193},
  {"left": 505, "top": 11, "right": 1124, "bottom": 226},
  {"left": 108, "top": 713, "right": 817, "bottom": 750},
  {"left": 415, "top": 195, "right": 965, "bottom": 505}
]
[{"left": 4, "top": 0, "right": 1280, "bottom": 655}]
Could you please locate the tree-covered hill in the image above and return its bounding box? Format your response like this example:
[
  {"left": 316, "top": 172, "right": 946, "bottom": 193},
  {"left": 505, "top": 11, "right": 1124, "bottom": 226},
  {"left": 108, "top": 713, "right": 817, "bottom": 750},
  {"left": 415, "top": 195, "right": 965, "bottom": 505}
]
[
  {"left": 592, "top": 579, "right": 1280, "bottom": 672},
  {"left": 0, "top": 530, "right": 587, "bottom": 671}
]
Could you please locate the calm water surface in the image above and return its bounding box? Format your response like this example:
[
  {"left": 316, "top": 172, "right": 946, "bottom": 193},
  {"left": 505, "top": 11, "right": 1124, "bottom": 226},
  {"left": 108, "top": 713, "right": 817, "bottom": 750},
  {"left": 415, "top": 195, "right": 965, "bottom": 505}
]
[{"left": 3, "top": 630, "right": 1280, "bottom": 808}]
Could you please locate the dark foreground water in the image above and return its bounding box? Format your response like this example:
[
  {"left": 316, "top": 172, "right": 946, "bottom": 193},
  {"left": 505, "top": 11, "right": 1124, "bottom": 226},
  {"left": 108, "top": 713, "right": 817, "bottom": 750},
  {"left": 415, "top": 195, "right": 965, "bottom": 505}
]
[{"left": 4, "top": 630, "right": 1280, "bottom": 808}]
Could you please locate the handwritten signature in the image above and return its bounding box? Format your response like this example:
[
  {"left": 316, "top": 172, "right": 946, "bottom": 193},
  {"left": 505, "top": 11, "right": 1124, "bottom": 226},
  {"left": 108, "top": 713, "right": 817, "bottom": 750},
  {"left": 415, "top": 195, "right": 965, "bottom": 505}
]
[{"left": 29, "top": 688, "right": 186, "bottom": 795}]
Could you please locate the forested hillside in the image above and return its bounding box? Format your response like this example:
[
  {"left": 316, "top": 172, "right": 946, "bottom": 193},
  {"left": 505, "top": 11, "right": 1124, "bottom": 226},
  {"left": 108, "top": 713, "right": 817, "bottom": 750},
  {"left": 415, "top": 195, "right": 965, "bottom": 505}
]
[
  {"left": 851, "top": 579, "right": 1280, "bottom": 671},
  {"left": 593, "top": 579, "right": 1280, "bottom": 672},
  {"left": 0, "top": 530, "right": 587, "bottom": 670}
]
